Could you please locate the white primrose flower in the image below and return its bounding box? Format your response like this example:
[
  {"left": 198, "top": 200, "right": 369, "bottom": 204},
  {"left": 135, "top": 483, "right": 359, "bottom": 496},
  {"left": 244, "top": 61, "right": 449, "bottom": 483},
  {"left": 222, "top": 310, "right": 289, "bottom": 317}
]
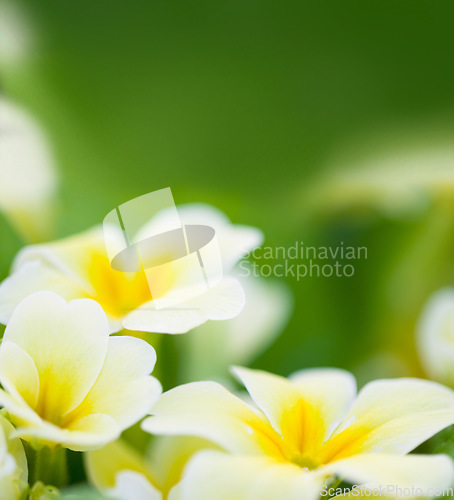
[
  {"left": 143, "top": 367, "right": 454, "bottom": 500},
  {"left": 85, "top": 436, "right": 216, "bottom": 500},
  {"left": 0, "top": 292, "right": 161, "bottom": 451},
  {"left": 0, "top": 204, "right": 262, "bottom": 334}
]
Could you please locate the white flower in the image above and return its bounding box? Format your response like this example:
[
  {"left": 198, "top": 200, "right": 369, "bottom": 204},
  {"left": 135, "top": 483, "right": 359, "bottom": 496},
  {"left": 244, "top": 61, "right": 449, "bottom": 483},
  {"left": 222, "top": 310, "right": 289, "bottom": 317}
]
[
  {"left": 311, "top": 138, "right": 454, "bottom": 218},
  {"left": 0, "top": 204, "right": 262, "bottom": 334},
  {"left": 0, "top": 2, "right": 34, "bottom": 69},
  {"left": 417, "top": 288, "right": 454, "bottom": 387},
  {"left": 179, "top": 276, "right": 292, "bottom": 382},
  {"left": 85, "top": 436, "right": 214, "bottom": 500},
  {"left": 0, "top": 413, "right": 27, "bottom": 500},
  {"left": 143, "top": 367, "right": 454, "bottom": 500},
  {"left": 0, "top": 292, "right": 161, "bottom": 451},
  {"left": 0, "top": 98, "right": 58, "bottom": 242},
  {"left": 85, "top": 439, "right": 162, "bottom": 500}
]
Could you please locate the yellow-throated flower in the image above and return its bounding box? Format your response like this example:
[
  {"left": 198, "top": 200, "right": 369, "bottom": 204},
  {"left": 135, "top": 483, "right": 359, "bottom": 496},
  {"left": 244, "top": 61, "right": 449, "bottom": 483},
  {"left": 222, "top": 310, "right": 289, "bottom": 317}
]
[
  {"left": 0, "top": 204, "right": 262, "bottom": 334},
  {"left": 0, "top": 292, "right": 161, "bottom": 451},
  {"left": 143, "top": 367, "right": 454, "bottom": 500}
]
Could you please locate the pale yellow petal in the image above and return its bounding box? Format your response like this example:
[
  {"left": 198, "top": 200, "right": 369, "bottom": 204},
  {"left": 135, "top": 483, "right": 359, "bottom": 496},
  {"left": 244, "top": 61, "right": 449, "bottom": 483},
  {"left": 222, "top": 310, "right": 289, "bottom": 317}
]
[
  {"left": 142, "top": 382, "right": 281, "bottom": 456},
  {"left": 3, "top": 292, "right": 109, "bottom": 422},
  {"left": 183, "top": 277, "right": 245, "bottom": 320},
  {"left": 0, "top": 388, "right": 42, "bottom": 427},
  {"left": 320, "top": 453, "right": 454, "bottom": 492},
  {"left": 179, "top": 451, "right": 321, "bottom": 500},
  {"left": 123, "top": 277, "right": 245, "bottom": 334},
  {"left": 149, "top": 436, "right": 218, "bottom": 495},
  {"left": 123, "top": 304, "right": 213, "bottom": 335},
  {"left": 12, "top": 226, "right": 106, "bottom": 289},
  {"left": 0, "top": 260, "right": 85, "bottom": 325},
  {"left": 0, "top": 341, "right": 39, "bottom": 408},
  {"left": 85, "top": 439, "right": 155, "bottom": 491},
  {"left": 68, "top": 336, "right": 160, "bottom": 429},
  {"left": 109, "top": 471, "right": 162, "bottom": 500},
  {"left": 135, "top": 203, "right": 264, "bottom": 272},
  {"left": 0, "top": 414, "right": 27, "bottom": 486},
  {"left": 319, "top": 378, "right": 454, "bottom": 461},
  {"left": 14, "top": 413, "right": 120, "bottom": 451}
]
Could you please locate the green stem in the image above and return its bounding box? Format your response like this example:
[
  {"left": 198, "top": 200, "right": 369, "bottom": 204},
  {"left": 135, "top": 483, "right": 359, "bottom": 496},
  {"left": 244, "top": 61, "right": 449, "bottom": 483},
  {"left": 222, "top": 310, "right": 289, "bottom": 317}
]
[{"left": 29, "top": 445, "right": 68, "bottom": 489}]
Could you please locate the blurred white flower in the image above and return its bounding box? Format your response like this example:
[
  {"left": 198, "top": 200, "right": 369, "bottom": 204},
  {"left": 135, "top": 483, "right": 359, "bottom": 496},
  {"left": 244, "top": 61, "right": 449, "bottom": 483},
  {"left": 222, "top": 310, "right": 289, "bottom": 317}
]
[
  {"left": 0, "top": 2, "right": 34, "bottom": 69},
  {"left": 417, "top": 288, "right": 454, "bottom": 387},
  {"left": 85, "top": 436, "right": 215, "bottom": 500},
  {"left": 0, "top": 413, "right": 28, "bottom": 500},
  {"left": 0, "top": 204, "right": 262, "bottom": 334},
  {"left": 85, "top": 439, "right": 162, "bottom": 500},
  {"left": 143, "top": 367, "right": 454, "bottom": 500},
  {"left": 0, "top": 98, "right": 58, "bottom": 242},
  {"left": 310, "top": 135, "right": 454, "bottom": 219},
  {"left": 180, "top": 276, "right": 292, "bottom": 382},
  {"left": 0, "top": 292, "right": 161, "bottom": 451}
]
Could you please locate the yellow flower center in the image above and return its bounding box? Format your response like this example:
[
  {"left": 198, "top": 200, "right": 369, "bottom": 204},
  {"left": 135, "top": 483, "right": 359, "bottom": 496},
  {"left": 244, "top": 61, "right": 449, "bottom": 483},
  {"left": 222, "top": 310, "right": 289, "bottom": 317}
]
[
  {"left": 246, "top": 400, "right": 370, "bottom": 470},
  {"left": 87, "top": 252, "right": 152, "bottom": 318}
]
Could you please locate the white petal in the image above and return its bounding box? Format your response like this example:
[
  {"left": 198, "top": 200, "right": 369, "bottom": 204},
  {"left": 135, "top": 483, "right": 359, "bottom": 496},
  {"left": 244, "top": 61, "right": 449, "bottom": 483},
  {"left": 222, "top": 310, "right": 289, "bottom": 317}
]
[
  {"left": 123, "top": 303, "right": 212, "bottom": 335},
  {"left": 0, "top": 414, "right": 27, "bottom": 486},
  {"left": 85, "top": 439, "right": 155, "bottom": 491},
  {"left": 68, "top": 336, "right": 160, "bottom": 430},
  {"left": 322, "top": 378, "right": 454, "bottom": 461},
  {"left": 179, "top": 277, "right": 292, "bottom": 381},
  {"left": 0, "top": 341, "right": 39, "bottom": 408},
  {"left": 149, "top": 436, "right": 218, "bottom": 494},
  {"left": 142, "top": 381, "right": 275, "bottom": 455},
  {"left": 2, "top": 292, "right": 109, "bottom": 418},
  {"left": 0, "top": 388, "right": 42, "bottom": 427},
  {"left": 175, "top": 203, "right": 264, "bottom": 271},
  {"left": 0, "top": 260, "right": 85, "bottom": 325},
  {"left": 182, "top": 277, "right": 245, "bottom": 320},
  {"left": 417, "top": 288, "right": 454, "bottom": 386},
  {"left": 321, "top": 453, "right": 454, "bottom": 492},
  {"left": 179, "top": 451, "right": 321, "bottom": 500},
  {"left": 123, "top": 277, "right": 245, "bottom": 334},
  {"left": 14, "top": 413, "right": 120, "bottom": 452},
  {"left": 12, "top": 226, "right": 106, "bottom": 290},
  {"left": 136, "top": 203, "right": 264, "bottom": 272},
  {"left": 225, "top": 277, "right": 292, "bottom": 364},
  {"left": 109, "top": 471, "right": 162, "bottom": 500}
]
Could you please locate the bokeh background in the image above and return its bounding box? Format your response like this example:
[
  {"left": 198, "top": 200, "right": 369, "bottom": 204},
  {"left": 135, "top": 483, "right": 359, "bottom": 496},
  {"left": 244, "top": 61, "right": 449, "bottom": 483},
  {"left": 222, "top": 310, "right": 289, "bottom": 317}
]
[{"left": 2, "top": 0, "right": 454, "bottom": 389}]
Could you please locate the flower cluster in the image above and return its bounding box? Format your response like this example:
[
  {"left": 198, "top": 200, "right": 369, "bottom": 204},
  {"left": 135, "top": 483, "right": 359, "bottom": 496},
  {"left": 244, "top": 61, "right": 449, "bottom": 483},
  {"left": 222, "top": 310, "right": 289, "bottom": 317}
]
[{"left": 0, "top": 198, "right": 454, "bottom": 500}]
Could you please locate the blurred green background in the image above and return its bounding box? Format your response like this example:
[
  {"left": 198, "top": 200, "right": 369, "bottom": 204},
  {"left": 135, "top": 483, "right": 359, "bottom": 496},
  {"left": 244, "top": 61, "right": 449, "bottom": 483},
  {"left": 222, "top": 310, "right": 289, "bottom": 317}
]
[{"left": 2, "top": 0, "right": 454, "bottom": 387}]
